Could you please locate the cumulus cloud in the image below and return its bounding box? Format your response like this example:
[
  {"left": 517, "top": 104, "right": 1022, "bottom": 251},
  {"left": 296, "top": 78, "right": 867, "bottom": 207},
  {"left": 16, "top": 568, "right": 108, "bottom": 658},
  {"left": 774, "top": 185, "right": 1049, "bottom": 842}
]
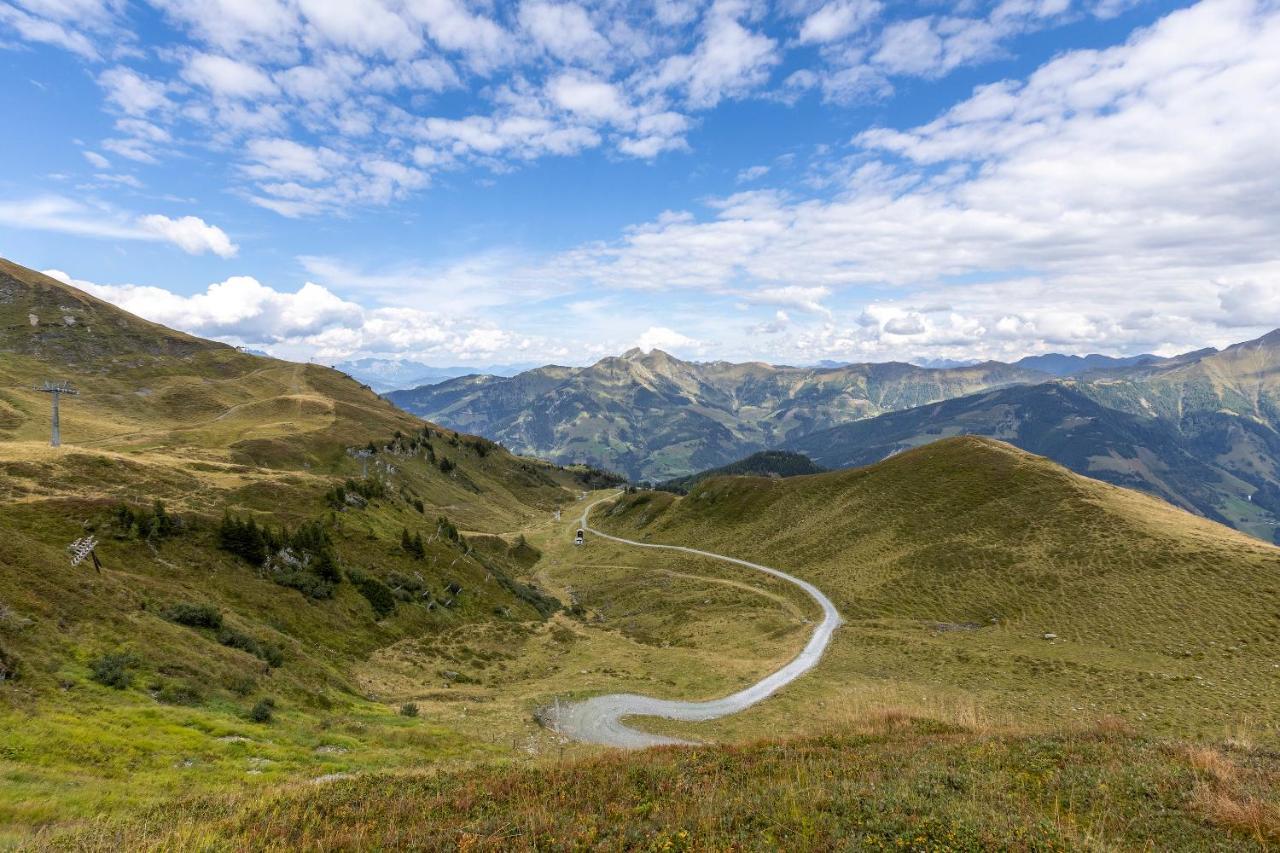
[
  {"left": 44, "top": 269, "right": 521, "bottom": 361},
  {"left": 182, "top": 53, "right": 280, "bottom": 99},
  {"left": 798, "top": 0, "right": 881, "bottom": 44},
  {"left": 137, "top": 214, "right": 238, "bottom": 257},
  {"left": 519, "top": 1, "right": 609, "bottom": 62},
  {"left": 652, "top": 0, "right": 780, "bottom": 109},
  {"left": 635, "top": 325, "right": 700, "bottom": 353}
]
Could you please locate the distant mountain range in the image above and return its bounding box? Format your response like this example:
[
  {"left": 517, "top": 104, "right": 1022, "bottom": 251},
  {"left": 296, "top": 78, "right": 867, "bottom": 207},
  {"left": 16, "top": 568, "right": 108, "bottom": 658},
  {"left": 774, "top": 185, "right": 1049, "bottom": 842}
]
[
  {"left": 780, "top": 333, "right": 1280, "bottom": 541},
  {"left": 386, "top": 332, "right": 1280, "bottom": 541},
  {"left": 335, "top": 358, "right": 540, "bottom": 393},
  {"left": 387, "top": 348, "right": 1046, "bottom": 481},
  {"left": 1010, "top": 352, "right": 1161, "bottom": 377}
]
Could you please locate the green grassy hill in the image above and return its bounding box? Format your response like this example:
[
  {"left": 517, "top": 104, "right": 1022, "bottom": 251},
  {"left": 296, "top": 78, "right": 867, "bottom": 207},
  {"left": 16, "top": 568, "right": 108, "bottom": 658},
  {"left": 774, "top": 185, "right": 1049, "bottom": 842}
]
[
  {"left": 0, "top": 259, "right": 589, "bottom": 839},
  {"left": 784, "top": 382, "right": 1271, "bottom": 538},
  {"left": 657, "top": 449, "right": 825, "bottom": 493},
  {"left": 597, "top": 437, "right": 1280, "bottom": 745}
]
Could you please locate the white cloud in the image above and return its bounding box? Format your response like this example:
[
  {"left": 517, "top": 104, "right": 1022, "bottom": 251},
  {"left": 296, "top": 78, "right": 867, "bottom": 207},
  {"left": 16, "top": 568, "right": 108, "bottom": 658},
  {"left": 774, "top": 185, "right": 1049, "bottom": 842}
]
[
  {"left": 0, "top": 195, "right": 237, "bottom": 257},
  {"left": 405, "top": 0, "right": 513, "bottom": 71},
  {"left": 736, "top": 164, "right": 769, "bottom": 182},
  {"left": 4, "top": 0, "right": 1177, "bottom": 227},
  {"left": 245, "top": 137, "right": 343, "bottom": 181},
  {"left": 519, "top": 1, "right": 610, "bottom": 62},
  {"left": 548, "top": 73, "right": 631, "bottom": 122},
  {"left": 0, "top": 195, "right": 147, "bottom": 241},
  {"left": 751, "top": 285, "right": 832, "bottom": 315},
  {"left": 47, "top": 269, "right": 521, "bottom": 362},
  {"left": 150, "top": 0, "right": 299, "bottom": 56},
  {"left": 873, "top": 18, "right": 943, "bottom": 76},
  {"left": 1218, "top": 279, "right": 1280, "bottom": 328},
  {"left": 98, "top": 67, "right": 170, "bottom": 115},
  {"left": 82, "top": 150, "right": 111, "bottom": 169},
  {"left": 183, "top": 53, "right": 279, "bottom": 99},
  {"left": 798, "top": 0, "right": 881, "bottom": 44},
  {"left": 137, "top": 214, "right": 238, "bottom": 257},
  {"left": 297, "top": 0, "right": 421, "bottom": 57},
  {"left": 635, "top": 325, "right": 700, "bottom": 353},
  {"left": 537, "top": 0, "right": 1280, "bottom": 359},
  {"left": 662, "top": 0, "right": 780, "bottom": 109},
  {"left": 0, "top": 2, "right": 100, "bottom": 58}
]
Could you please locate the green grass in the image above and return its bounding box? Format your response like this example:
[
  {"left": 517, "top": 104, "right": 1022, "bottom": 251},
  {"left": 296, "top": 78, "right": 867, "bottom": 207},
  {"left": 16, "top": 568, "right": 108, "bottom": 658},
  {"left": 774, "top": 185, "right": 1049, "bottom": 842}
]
[
  {"left": 36, "top": 718, "right": 1280, "bottom": 850},
  {"left": 593, "top": 438, "right": 1280, "bottom": 746}
]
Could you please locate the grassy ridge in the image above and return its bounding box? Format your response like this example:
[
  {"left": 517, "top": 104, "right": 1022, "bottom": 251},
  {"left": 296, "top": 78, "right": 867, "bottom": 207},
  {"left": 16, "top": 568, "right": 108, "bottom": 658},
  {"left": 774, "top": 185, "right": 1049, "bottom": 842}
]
[
  {"left": 0, "top": 260, "right": 590, "bottom": 838},
  {"left": 41, "top": 717, "right": 1279, "bottom": 850},
  {"left": 596, "top": 438, "right": 1280, "bottom": 744}
]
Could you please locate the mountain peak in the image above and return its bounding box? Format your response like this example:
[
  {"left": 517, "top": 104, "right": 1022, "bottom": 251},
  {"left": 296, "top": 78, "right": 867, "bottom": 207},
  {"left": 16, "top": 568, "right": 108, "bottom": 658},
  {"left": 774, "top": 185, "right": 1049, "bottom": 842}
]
[{"left": 621, "top": 347, "right": 678, "bottom": 362}]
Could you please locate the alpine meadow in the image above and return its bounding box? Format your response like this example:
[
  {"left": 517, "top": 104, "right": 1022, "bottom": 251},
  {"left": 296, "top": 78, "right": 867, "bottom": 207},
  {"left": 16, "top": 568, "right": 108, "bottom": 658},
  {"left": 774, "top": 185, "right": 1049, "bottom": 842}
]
[{"left": 3, "top": 0, "right": 1280, "bottom": 850}]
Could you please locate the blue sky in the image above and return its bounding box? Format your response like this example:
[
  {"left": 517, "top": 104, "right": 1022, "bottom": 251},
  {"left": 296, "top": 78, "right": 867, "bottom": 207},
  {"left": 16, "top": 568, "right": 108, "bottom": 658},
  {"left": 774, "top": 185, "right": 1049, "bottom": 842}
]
[{"left": 1, "top": 0, "right": 1278, "bottom": 369}]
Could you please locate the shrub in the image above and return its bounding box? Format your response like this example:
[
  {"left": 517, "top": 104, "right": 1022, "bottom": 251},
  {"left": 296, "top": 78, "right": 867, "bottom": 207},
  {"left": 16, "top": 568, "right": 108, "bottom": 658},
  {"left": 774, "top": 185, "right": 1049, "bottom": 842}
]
[
  {"left": 218, "top": 628, "right": 284, "bottom": 668},
  {"left": 438, "top": 457, "right": 454, "bottom": 474},
  {"left": 343, "top": 478, "right": 386, "bottom": 502},
  {"left": 248, "top": 698, "right": 275, "bottom": 723},
  {"left": 399, "top": 702, "right": 419, "bottom": 718},
  {"left": 0, "top": 643, "right": 21, "bottom": 683},
  {"left": 437, "top": 516, "right": 460, "bottom": 543},
  {"left": 413, "top": 498, "right": 425, "bottom": 514},
  {"left": 227, "top": 675, "right": 256, "bottom": 696},
  {"left": 90, "top": 652, "right": 137, "bottom": 689},
  {"left": 165, "top": 602, "right": 223, "bottom": 630},
  {"left": 262, "top": 565, "right": 335, "bottom": 600},
  {"left": 348, "top": 570, "right": 396, "bottom": 619},
  {"left": 155, "top": 680, "right": 203, "bottom": 706}
]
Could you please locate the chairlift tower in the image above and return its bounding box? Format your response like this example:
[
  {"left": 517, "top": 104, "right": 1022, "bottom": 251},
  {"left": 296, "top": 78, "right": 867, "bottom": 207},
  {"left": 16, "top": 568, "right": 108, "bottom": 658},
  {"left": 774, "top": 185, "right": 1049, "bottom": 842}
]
[
  {"left": 34, "top": 381, "right": 77, "bottom": 447},
  {"left": 347, "top": 447, "right": 374, "bottom": 478}
]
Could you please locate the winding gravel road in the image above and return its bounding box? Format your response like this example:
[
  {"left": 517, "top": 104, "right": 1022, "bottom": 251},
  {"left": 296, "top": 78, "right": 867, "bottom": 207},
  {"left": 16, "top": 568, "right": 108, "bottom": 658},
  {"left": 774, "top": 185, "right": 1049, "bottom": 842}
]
[{"left": 550, "top": 492, "right": 842, "bottom": 749}]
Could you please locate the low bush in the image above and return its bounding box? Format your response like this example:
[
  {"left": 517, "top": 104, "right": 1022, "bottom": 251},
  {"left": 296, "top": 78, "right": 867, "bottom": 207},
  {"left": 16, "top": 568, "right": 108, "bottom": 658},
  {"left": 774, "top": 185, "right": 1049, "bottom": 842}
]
[
  {"left": 348, "top": 570, "right": 396, "bottom": 619},
  {"left": 248, "top": 697, "right": 276, "bottom": 723},
  {"left": 218, "top": 629, "right": 284, "bottom": 668},
  {"left": 0, "top": 643, "right": 21, "bottom": 683},
  {"left": 155, "top": 680, "right": 203, "bottom": 706},
  {"left": 399, "top": 702, "right": 419, "bottom": 718},
  {"left": 89, "top": 652, "right": 137, "bottom": 689},
  {"left": 164, "top": 602, "right": 223, "bottom": 630}
]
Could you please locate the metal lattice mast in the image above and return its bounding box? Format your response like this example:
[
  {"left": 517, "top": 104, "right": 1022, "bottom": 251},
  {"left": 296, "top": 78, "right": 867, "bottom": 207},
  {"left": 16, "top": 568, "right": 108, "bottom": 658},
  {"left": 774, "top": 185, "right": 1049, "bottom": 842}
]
[{"left": 34, "top": 381, "right": 78, "bottom": 447}]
